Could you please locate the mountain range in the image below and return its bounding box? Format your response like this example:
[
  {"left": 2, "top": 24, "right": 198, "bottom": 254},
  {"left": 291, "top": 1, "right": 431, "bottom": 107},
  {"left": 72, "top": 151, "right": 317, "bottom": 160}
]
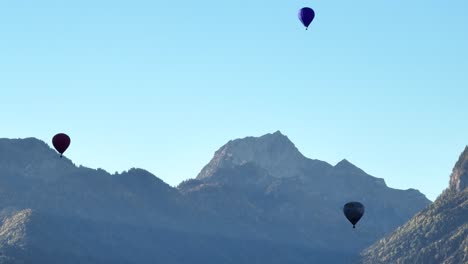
[{"left": 0, "top": 132, "right": 433, "bottom": 263}]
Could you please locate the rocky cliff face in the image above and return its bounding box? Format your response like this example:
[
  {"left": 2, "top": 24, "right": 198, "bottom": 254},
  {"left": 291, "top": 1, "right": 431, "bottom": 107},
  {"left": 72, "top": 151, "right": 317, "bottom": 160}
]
[
  {"left": 449, "top": 146, "right": 468, "bottom": 192},
  {"left": 362, "top": 146, "right": 468, "bottom": 264}
]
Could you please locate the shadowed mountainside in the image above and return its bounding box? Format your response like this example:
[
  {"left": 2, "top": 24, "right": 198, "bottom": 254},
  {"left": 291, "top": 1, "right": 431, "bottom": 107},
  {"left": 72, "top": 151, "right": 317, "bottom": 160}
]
[
  {"left": 0, "top": 133, "right": 430, "bottom": 263},
  {"left": 180, "top": 132, "right": 430, "bottom": 253},
  {"left": 362, "top": 146, "right": 468, "bottom": 264}
]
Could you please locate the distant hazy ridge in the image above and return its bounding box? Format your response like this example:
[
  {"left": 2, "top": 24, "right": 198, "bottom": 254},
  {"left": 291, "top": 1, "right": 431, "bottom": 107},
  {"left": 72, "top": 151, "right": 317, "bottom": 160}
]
[{"left": 0, "top": 133, "right": 431, "bottom": 264}]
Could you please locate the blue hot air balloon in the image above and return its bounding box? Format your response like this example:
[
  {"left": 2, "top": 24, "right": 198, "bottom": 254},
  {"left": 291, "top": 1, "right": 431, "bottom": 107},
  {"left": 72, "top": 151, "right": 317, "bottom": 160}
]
[{"left": 298, "top": 7, "right": 315, "bottom": 30}]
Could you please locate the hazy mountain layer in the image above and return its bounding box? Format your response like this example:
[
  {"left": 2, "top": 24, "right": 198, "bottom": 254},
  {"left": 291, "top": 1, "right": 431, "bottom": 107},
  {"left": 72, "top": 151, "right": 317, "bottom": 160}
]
[{"left": 0, "top": 133, "right": 431, "bottom": 263}]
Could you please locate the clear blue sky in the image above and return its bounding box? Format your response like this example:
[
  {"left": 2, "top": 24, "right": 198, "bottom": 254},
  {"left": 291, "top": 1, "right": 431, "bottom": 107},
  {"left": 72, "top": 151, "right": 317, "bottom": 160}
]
[{"left": 1, "top": 0, "right": 467, "bottom": 200}]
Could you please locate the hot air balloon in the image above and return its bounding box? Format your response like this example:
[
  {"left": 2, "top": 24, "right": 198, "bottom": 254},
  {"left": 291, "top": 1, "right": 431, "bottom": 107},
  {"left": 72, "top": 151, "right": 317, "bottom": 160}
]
[
  {"left": 298, "top": 7, "right": 315, "bottom": 30},
  {"left": 52, "top": 133, "right": 71, "bottom": 158},
  {"left": 343, "top": 202, "right": 365, "bottom": 228}
]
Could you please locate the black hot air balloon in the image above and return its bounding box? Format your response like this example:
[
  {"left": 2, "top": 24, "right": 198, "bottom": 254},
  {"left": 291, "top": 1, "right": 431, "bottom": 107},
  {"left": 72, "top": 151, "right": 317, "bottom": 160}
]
[
  {"left": 343, "top": 202, "right": 365, "bottom": 228},
  {"left": 52, "top": 133, "right": 71, "bottom": 158},
  {"left": 298, "top": 7, "right": 315, "bottom": 30}
]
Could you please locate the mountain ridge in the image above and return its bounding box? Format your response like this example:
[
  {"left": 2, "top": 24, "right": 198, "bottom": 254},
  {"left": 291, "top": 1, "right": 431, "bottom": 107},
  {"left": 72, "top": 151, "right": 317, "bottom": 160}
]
[
  {"left": 0, "top": 133, "right": 432, "bottom": 263},
  {"left": 182, "top": 132, "right": 431, "bottom": 252}
]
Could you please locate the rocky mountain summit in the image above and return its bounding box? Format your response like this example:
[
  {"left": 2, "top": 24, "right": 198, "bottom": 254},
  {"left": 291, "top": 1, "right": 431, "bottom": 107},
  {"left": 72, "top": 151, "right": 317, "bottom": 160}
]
[{"left": 197, "top": 131, "right": 322, "bottom": 179}]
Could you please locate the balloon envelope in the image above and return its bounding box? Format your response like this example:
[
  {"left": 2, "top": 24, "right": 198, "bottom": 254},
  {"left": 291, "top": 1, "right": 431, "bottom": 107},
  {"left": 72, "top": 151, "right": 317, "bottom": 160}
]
[
  {"left": 343, "top": 202, "right": 365, "bottom": 228},
  {"left": 52, "top": 133, "right": 71, "bottom": 157},
  {"left": 298, "top": 7, "right": 315, "bottom": 29}
]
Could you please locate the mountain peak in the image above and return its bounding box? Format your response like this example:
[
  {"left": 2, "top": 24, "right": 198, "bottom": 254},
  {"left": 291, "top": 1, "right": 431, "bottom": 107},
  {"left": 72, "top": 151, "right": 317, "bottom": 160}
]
[
  {"left": 257, "top": 130, "right": 290, "bottom": 142},
  {"left": 0, "top": 137, "right": 76, "bottom": 181},
  {"left": 271, "top": 130, "right": 284, "bottom": 136},
  {"left": 335, "top": 159, "right": 352, "bottom": 167},
  {"left": 197, "top": 131, "right": 307, "bottom": 179},
  {"left": 0, "top": 137, "right": 61, "bottom": 158},
  {"left": 449, "top": 146, "right": 468, "bottom": 192},
  {"left": 334, "top": 159, "right": 364, "bottom": 173}
]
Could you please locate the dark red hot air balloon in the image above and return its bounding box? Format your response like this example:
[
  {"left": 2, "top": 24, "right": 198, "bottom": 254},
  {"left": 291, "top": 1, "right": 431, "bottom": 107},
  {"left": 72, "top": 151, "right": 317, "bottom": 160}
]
[
  {"left": 52, "top": 133, "right": 71, "bottom": 158},
  {"left": 343, "top": 202, "right": 365, "bottom": 228}
]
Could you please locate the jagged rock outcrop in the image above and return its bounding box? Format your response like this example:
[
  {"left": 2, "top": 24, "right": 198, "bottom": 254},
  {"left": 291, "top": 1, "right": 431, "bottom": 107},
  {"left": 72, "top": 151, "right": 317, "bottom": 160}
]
[{"left": 450, "top": 146, "right": 468, "bottom": 192}]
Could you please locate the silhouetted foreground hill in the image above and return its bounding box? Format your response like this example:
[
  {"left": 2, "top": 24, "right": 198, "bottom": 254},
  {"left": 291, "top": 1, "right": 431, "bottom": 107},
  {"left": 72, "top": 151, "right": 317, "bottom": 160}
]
[
  {"left": 0, "top": 133, "right": 430, "bottom": 263},
  {"left": 362, "top": 146, "right": 468, "bottom": 264}
]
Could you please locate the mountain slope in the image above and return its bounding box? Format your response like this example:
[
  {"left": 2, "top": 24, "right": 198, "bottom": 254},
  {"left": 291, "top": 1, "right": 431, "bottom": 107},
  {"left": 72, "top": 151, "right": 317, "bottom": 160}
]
[
  {"left": 181, "top": 132, "right": 431, "bottom": 253},
  {"left": 0, "top": 136, "right": 360, "bottom": 263},
  {"left": 0, "top": 134, "right": 431, "bottom": 263},
  {"left": 362, "top": 146, "right": 468, "bottom": 264},
  {"left": 0, "top": 208, "right": 359, "bottom": 264}
]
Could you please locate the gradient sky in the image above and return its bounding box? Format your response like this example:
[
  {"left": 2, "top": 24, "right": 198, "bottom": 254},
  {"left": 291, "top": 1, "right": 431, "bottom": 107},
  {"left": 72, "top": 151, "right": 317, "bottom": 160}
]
[{"left": 1, "top": 0, "right": 467, "bottom": 200}]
